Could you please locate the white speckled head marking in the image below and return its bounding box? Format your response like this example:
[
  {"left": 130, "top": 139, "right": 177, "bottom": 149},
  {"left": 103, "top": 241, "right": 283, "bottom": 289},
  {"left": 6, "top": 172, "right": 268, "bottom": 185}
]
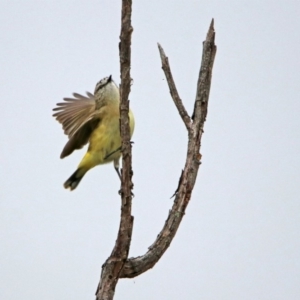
[
  {"left": 94, "top": 75, "right": 112, "bottom": 94},
  {"left": 93, "top": 75, "right": 119, "bottom": 108}
]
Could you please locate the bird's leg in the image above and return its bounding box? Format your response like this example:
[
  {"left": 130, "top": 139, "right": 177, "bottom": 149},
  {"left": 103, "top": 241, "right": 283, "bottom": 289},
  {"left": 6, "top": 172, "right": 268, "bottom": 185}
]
[
  {"left": 104, "top": 147, "right": 121, "bottom": 160},
  {"left": 116, "top": 166, "right": 135, "bottom": 197},
  {"left": 115, "top": 166, "right": 121, "bottom": 181},
  {"left": 105, "top": 141, "right": 134, "bottom": 161},
  {"left": 112, "top": 143, "right": 135, "bottom": 197}
]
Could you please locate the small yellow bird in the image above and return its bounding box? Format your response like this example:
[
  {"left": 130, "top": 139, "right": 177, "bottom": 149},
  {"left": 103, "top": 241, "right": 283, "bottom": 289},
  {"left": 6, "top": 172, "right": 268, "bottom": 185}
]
[{"left": 53, "top": 75, "right": 135, "bottom": 190}]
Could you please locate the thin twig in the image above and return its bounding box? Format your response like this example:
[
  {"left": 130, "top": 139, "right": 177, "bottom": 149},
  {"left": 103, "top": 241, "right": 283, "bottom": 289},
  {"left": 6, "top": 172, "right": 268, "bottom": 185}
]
[
  {"left": 95, "top": 1, "right": 134, "bottom": 299},
  {"left": 158, "top": 44, "right": 192, "bottom": 130},
  {"left": 119, "top": 19, "right": 216, "bottom": 278}
]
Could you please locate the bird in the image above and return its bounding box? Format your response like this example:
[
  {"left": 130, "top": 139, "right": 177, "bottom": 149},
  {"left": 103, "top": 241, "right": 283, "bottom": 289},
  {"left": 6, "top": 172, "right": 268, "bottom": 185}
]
[{"left": 52, "top": 75, "right": 135, "bottom": 191}]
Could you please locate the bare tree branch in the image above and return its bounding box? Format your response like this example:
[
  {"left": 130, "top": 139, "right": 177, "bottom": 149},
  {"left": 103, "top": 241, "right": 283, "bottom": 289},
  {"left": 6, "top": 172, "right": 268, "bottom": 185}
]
[
  {"left": 119, "top": 19, "right": 216, "bottom": 278},
  {"left": 158, "top": 44, "right": 192, "bottom": 130},
  {"left": 95, "top": 1, "right": 134, "bottom": 299}
]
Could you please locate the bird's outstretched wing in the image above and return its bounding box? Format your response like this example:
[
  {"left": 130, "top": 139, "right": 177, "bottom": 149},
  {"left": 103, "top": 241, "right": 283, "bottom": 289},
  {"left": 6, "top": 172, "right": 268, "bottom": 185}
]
[
  {"left": 53, "top": 92, "right": 100, "bottom": 158},
  {"left": 53, "top": 92, "right": 96, "bottom": 138}
]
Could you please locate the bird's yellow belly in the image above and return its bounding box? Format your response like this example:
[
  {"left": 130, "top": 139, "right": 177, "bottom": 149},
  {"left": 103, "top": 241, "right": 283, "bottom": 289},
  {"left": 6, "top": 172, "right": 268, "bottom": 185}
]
[
  {"left": 77, "top": 117, "right": 121, "bottom": 171},
  {"left": 77, "top": 108, "right": 134, "bottom": 171},
  {"left": 89, "top": 119, "right": 121, "bottom": 163}
]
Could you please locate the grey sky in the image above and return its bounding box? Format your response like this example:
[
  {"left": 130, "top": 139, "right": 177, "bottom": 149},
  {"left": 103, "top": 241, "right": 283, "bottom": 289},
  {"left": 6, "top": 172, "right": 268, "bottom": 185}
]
[{"left": 1, "top": 0, "right": 300, "bottom": 299}]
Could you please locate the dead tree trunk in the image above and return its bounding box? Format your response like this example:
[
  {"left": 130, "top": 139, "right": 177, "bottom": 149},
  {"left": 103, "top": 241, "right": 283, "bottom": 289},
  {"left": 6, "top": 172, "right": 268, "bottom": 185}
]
[{"left": 95, "top": 0, "right": 216, "bottom": 298}]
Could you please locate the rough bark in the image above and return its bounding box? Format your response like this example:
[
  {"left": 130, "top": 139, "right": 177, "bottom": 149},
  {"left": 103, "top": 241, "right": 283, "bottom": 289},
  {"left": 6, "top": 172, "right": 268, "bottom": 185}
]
[
  {"left": 95, "top": 1, "right": 134, "bottom": 299},
  {"left": 94, "top": 1, "right": 216, "bottom": 296},
  {"left": 119, "top": 19, "right": 217, "bottom": 278}
]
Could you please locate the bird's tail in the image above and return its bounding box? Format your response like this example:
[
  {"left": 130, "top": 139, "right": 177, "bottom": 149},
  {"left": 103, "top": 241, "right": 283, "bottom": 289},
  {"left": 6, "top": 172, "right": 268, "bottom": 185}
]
[{"left": 64, "top": 168, "right": 87, "bottom": 191}]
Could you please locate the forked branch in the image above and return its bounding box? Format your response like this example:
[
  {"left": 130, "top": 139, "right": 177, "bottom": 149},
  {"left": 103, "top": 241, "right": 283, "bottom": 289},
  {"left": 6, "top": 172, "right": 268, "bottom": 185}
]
[{"left": 119, "top": 19, "right": 216, "bottom": 278}]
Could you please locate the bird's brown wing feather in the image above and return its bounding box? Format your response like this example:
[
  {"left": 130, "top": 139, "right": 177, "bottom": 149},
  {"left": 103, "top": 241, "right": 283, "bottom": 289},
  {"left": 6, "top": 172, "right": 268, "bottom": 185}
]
[
  {"left": 52, "top": 92, "right": 99, "bottom": 158},
  {"left": 53, "top": 92, "right": 96, "bottom": 137},
  {"left": 59, "top": 118, "right": 100, "bottom": 158}
]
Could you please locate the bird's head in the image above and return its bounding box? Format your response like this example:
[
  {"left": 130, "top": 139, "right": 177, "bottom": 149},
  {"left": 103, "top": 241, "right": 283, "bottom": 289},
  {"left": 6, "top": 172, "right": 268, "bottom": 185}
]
[{"left": 94, "top": 75, "right": 119, "bottom": 102}]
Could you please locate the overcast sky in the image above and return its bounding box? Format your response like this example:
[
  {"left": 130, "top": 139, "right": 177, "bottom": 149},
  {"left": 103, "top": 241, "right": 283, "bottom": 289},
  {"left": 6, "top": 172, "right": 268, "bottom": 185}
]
[{"left": 1, "top": 1, "right": 300, "bottom": 299}]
